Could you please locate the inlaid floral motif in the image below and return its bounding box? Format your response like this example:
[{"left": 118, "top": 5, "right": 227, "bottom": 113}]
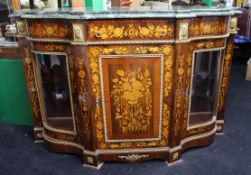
[
  {"left": 88, "top": 23, "right": 173, "bottom": 40},
  {"left": 22, "top": 47, "right": 42, "bottom": 129},
  {"left": 189, "top": 18, "right": 227, "bottom": 37},
  {"left": 33, "top": 43, "right": 66, "bottom": 52},
  {"left": 217, "top": 37, "right": 234, "bottom": 115},
  {"left": 29, "top": 22, "right": 70, "bottom": 38},
  {"left": 111, "top": 67, "right": 152, "bottom": 133},
  {"left": 77, "top": 58, "right": 91, "bottom": 140}
]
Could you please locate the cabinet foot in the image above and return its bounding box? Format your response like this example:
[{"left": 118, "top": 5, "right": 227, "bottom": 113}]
[
  {"left": 216, "top": 122, "right": 224, "bottom": 134},
  {"left": 166, "top": 159, "right": 183, "bottom": 166},
  {"left": 34, "top": 129, "right": 43, "bottom": 142},
  {"left": 83, "top": 155, "right": 103, "bottom": 169},
  {"left": 83, "top": 163, "right": 104, "bottom": 169}
]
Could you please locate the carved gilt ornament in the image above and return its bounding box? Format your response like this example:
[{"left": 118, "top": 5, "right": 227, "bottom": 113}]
[
  {"left": 179, "top": 22, "right": 189, "bottom": 40},
  {"left": 117, "top": 154, "right": 149, "bottom": 161}
]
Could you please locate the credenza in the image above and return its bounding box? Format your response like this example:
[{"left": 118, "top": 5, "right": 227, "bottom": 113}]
[{"left": 12, "top": 6, "right": 240, "bottom": 168}]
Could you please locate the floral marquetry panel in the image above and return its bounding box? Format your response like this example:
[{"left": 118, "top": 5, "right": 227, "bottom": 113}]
[
  {"left": 189, "top": 17, "right": 228, "bottom": 38},
  {"left": 33, "top": 42, "right": 67, "bottom": 52},
  {"left": 101, "top": 56, "right": 162, "bottom": 141},
  {"left": 27, "top": 20, "right": 72, "bottom": 39},
  {"left": 87, "top": 45, "right": 174, "bottom": 149},
  {"left": 86, "top": 19, "right": 174, "bottom": 41}
]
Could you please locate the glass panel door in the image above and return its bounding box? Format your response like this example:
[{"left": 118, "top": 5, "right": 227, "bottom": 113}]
[
  {"left": 188, "top": 51, "right": 221, "bottom": 127},
  {"left": 35, "top": 54, "right": 74, "bottom": 132}
]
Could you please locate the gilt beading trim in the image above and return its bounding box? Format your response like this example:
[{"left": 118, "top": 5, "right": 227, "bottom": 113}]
[
  {"left": 24, "top": 33, "right": 232, "bottom": 45},
  {"left": 187, "top": 116, "right": 216, "bottom": 130},
  {"left": 42, "top": 130, "right": 83, "bottom": 150}
]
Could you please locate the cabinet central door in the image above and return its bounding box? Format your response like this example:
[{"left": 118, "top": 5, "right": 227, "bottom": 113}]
[
  {"left": 88, "top": 45, "right": 172, "bottom": 148},
  {"left": 100, "top": 55, "right": 163, "bottom": 142}
]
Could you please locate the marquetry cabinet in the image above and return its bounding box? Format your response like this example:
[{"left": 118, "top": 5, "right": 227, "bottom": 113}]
[{"left": 13, "top": 7, "right": 240, "bottom": 168}]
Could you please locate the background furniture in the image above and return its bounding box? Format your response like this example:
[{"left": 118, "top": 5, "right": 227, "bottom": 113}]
[
  {"left": 0, "top": 0, "right": 33, "bottom": 125},
  {"left": 13, "top": 7, "right": 240, "bottom": 168}
]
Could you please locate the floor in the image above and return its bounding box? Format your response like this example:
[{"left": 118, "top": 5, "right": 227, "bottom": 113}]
[{"left": 0, "top": 57, "right": 251, "bottom": 175}]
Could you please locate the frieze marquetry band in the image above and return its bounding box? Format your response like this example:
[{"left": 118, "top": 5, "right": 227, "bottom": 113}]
[
  {"left": 189, "top": 17, "right": 228, "bottom": 37},
  {"left": 87, "top": 20, "right": 174, "bottom": 41},
  {"left": 33, "top": 42, "right": 67, "bottom": 52},
  {"left": 28, "top": 20, "right": 71, "bottom": 39}
]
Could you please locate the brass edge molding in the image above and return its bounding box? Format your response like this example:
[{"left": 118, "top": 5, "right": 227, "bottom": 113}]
[
  {"left": 42, "top": 130, "right": 84, "bottom": 150},
  {"left": 187, "top": 46, "right": 225, "bottom": 130},
  {"left": 71, "top": 40, "right": 175, "bottom": 45},
  {"left": 32, "top": 51, "right": 77, "bottom": 136},
  {"left": 26, "top": 37, "right": 72, "bottom": 43},
  {"left": 16, "top": 20, "right": 27, "bottom": 36},
  {"left": 31, "top": 50, "right": 66, "bottom": 55},
  {"left": 118, "top": 154, "right": 149, "bottom": 161},
  {"left": 178, "top": 22, "right": 189, "bottom": 40},
  {"left": 25, "top": 34, "right": 230, "bottom": 45},
  {"left": 181, "top": 126, "right": 217, "bottom": 145},
  {"left": 228, "top": 17, "right": 238, "bottom": 33},
  {"left": 33, "top": 127, "right": 43, "bottom": 131},
  {"left": 99, "top": 54, "right": 164, "bottom": 143},
  {"left": 216, "top": 120, "right": 224, "bottom": 124},
  {"left": 176, "top": 33, "right": 230, "bottom": 43},
  {"left": 187, "top": 116, "right": 216, "bottom": 130},
  {"left": 72, "top": 23, "right": 85, "bottom": 42},
  {"left": 97, "top": 146, "right": 170, "bottom": 154}
]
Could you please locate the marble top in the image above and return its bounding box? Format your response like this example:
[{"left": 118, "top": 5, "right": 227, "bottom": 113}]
[{"left": 11, "top": 6, "right": 241, "bottom": 20}]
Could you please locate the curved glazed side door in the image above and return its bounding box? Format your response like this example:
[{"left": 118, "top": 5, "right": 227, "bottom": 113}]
[
  {"left": 187, "top": 50, "right": 222, "bottom": 128},
  {"left": 33, "top": 53, "right": 76, "bottom": 134}
]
